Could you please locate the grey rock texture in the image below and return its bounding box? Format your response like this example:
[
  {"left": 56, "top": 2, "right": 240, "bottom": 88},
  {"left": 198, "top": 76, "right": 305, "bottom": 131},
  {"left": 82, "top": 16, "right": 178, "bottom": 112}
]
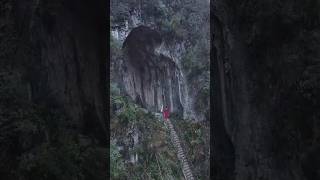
[
  {"left": 110, "top": 0, "right": 207, "bottom": 121},
  {"left": 121, "top": 26, "right": 184, "bottom": 114},
  {"left": 212, "top": 0, "right": 320, "bottom": 180},
  {"left": 1, "top": 0, "right": 107, "bottom": 143}
]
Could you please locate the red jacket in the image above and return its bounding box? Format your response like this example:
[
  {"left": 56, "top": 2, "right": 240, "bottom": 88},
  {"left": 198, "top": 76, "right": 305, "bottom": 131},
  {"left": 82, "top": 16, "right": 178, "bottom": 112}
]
[{"left": 163, "top": 108, "right": 169, "bottom": 119}]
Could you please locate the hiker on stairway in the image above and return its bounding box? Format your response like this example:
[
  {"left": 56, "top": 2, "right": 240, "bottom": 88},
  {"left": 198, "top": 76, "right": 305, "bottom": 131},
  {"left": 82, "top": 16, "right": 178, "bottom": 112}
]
[{"left": 162, "top": 105, "right": 170, "bottom": 121}]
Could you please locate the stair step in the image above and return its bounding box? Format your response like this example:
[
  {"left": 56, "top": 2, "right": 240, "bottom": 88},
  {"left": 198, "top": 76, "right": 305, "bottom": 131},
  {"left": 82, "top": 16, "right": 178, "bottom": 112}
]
[
  {"left": 167, "top": 120, "right": 194, "bottom": 180},
  {"left": 186, "top": 175, "right": 193, "bottom": 179}
]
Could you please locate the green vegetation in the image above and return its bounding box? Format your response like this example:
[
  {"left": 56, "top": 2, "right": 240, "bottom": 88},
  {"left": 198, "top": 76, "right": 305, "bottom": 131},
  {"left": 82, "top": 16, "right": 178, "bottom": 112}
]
[
  {"left": 0, "top": 104, "right": 106, "bottom": 179},
  {"left": 0, "top": 70, "right": 106, "bottom": 180},
  {"left": 110, "top": 0, "right": 210, "bottom": 178},
  {"left": 110, "top": 141, "right": 126, "bottom": 179},
  {"left": 110, "top": 82, "right": 184, "bottom": 179},
  {"left": 170, "top": 115, "right": 210, "bottom": 180}
]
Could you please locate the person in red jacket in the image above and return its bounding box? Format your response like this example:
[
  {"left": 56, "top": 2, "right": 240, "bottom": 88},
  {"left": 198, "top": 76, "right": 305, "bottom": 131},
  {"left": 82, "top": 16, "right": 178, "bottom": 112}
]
[{"left": 163, "top": 106, "right": 170, "bottom": 121}]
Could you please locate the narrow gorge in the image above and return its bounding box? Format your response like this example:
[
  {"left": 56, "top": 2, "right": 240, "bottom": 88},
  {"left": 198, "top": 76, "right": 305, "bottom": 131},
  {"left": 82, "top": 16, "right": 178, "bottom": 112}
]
[
  {"left": 110, "top": 0, "right": 210, "bottom": 179},
  {"left": 2, "top": 0, "right": 318, "bottom": 179}
]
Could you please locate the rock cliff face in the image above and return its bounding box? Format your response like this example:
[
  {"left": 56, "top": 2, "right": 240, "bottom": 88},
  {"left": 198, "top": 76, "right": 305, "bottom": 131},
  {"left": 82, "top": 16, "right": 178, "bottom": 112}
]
[
  {"left": 1, "top": 0, "right": 107, "bottom": 178},
  {"left": 212, "top": 0, "right": 320, "bottom": 180},
  {"left": 0, "top": 0, "right": 107, "bottom": 146},
  {"left": 13, "top": 0, "right": 107, "bottom": 141},
  {"left": 110, "top": 1, "right": 206, "bottom": 120},
  {"left": 121, "top": 26, "right": 184, "bottom": 114}
]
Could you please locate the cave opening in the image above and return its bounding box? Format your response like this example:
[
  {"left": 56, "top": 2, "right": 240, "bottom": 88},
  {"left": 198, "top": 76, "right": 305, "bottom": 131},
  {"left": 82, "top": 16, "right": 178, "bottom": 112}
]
[{"left": 121, "top": 26, "right": 184, "bottom": 115}]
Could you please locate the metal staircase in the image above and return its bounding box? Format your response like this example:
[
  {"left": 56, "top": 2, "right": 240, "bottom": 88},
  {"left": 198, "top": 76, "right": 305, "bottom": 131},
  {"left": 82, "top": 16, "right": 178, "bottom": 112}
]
[{"left": 166, "top": 119, "right": 195, "bottom": 180}]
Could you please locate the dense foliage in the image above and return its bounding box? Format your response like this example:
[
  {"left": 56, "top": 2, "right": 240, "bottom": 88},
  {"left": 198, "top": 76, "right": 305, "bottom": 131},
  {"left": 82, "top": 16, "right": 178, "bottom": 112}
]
[
  {"left": 0, "top": 81, "right": 106, "bottom": 180},
  {"left": 170, "top": 114, "right": 210, "bottom": 180},
  {"left": 110, "top": 82, "right": 184, "bottom": 179}
]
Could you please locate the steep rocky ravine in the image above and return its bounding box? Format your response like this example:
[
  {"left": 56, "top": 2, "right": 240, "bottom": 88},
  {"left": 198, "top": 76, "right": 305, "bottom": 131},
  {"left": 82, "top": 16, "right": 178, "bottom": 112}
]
[
  {"left": 110, "top": 0, "right": 210, "bottom": 179},
  {"left": 212, "top": 0, "right": 320, "bottom": 180}
]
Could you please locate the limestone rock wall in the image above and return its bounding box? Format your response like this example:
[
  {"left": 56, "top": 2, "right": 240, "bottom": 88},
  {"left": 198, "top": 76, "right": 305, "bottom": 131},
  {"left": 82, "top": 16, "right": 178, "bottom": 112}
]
[
  {"left": 212, "top": 0, "right": 320, "bottom": 179},
  {"left": 3, "top": 0, "right": 107, "bottom": 142},
  {"left": 121, "top": 26, "right": 184, "bottom": 114},
  {"left": 110, "top": 1, "right": 199, "bottom": 120}
]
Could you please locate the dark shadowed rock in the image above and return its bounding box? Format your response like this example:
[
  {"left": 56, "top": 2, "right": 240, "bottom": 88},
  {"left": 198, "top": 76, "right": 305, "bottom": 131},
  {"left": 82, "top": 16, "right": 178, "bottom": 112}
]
[
  {"left": 0, "top": 0, "right": 107, "bottom": 179},
  {"left": 123, "top": 25, "right": 162, "bottom": 60},
  {"left": 212, "top": 0, "right": 320, "bottom": 180},
  {"left": 2, "top": 0, "right": 107, "bottom": 144}
]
